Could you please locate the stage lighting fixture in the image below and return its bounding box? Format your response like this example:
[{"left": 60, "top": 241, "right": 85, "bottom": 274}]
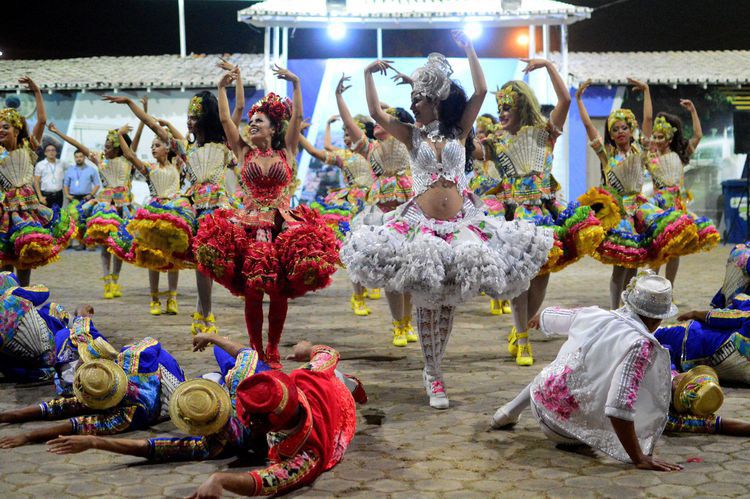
[
  {"left": 464, "top": 23, "right": 483, "bottom": 40},
  {"left": 327, "top": 23, "right": 347, "bottom": 40},
  {"left": 516, "top": 33, "right": 529, "bottom": 46}
]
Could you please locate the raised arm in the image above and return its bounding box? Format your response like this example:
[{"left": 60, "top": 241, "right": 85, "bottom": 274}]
[
  {"left": 628, "top": 78, "right": 652, "bottom": 137},
  {"left": 335, "top": 75, "right": 364, "bottom": 144},
  {"left": 217, "top": 58, "right": 246, "bottom": 127},
  {"left": 129, "top": 96, "right": 148, "bottom": 153},
  {"left": 272, "top": 65, "right": 303, "bottom": 156},
  {"left": 47, "top": 123, "right": 96, "bottom": 165},
  {"left": 217, "top": 69, "right": 244, "bottom": 160},
  {"left": 575, "top": 80, "right": 608, "bottom": 166},
  {"left": 117, "top": 125, "right": 148, "bottom": 175},
  {"left": 522, "top": 58, "right": 571, "bottom": 131},
  {"left": 324, "top": 116, "right": 339, "bottom": 151},
  {"left": 156, "top": 118, "right": 185, "bottom": 143},
  {"left": 453, "top": 31, "right": 488, "bottom": 141},
  {"left": 18, "top": 76, "right": 46, "bottom": 147},
  {"left": 102, "top": 95, "right": 170, "bottom": 144},
  {"left": 298, "top": 133, "right": 333, "bottom": 164},
  {"left": 680, "top": 99, "right": 703, "bottom": 155},
  {"left": 193, "top": 333, "right": 246, "bottom": 359},
  {"left": 364, "top": 61, "right": 412, "bottom": 146}
]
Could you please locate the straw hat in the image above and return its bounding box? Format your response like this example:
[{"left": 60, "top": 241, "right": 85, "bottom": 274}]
[
  {"left": 78, "top": 337, "right": 118, "bottom": 363},
  {"left": 673, "top": 366, "right": 724, "bottom": 416},
  {"left": 236, "top": 371, "right": 299, "bottom": 431},
  {"left": 621, "top": 271, "right": 678, "bottom": 319},
  {"left": 73, "top": 359, "right": 128, "bottom": 410},
  {"left": 169, "top": 379, "right": 231, "bottom": 436}
]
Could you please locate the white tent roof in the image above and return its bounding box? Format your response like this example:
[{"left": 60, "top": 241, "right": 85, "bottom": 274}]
[
  {"left": 238, "top": 0, "right": 592, "bottom": 29},
  {"left": 552, "top": 50, "right": 750, "bottom": 86},
  {"left": 0, "top": 54, "right": 265, "bottom": 92}
]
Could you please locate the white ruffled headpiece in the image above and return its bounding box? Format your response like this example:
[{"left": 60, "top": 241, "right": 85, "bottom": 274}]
[{"left": 410, "top": 53, "right": 453, "bottom": 102}]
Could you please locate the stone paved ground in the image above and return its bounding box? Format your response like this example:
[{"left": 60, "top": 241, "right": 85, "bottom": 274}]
[{"left": 1, "top": 246, "right": 749, "bottom": 498}]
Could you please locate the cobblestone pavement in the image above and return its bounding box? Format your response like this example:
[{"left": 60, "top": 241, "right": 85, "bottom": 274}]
[{"left": 1, "top": 246, "right": 749, "bottom": 498}]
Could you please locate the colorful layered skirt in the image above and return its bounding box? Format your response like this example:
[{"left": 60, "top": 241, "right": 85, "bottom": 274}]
[
  {"left": 193, "top": 205, "right": 340, "bottom": 298},
  {"left": 652, "top": 186, "right": 720, "bottom": 252},
  {"left": 579, "top": 187, "right": 699, "bottom": 268},
  {"left": 310, "top": 186, "right": 368, "bottom": 240},
  {"left": 108, "top": 196, "right": 197, "bottom": 271},
  {"left": 341, "top": 194, "right": 554, "bottom": 308},
  {"left": 0, "top": 186, "right": 75, "bottom": 269}
]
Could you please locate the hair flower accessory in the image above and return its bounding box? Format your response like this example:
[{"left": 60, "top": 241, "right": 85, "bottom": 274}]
[
  {"left": 607, "top": 109, "right": 638, "bottom": 133},
  {"left": 0, "top": 108, "right": 24, "bottom": 130},
  {"left": 106, "top": 129, "right": 121, "bottom": 149},
  {"left": 189, "top": 96, "right": 203, "bottom": 117},
  {"left": 495, "top": 86, "right": 519, "bottom": 109},
  {"left": 248, "top": 92, "right": 293, "bottom": 124},
  {"left": 653, "top": 116, "right": 675, "bottom": 140},
  {"left": 410, "top": 53, "right": 453, "bottom": 102}
]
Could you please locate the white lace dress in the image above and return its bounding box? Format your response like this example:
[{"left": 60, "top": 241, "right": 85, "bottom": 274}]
[{"left": 341, "top": 126, "right": 553, "bottom": 307}]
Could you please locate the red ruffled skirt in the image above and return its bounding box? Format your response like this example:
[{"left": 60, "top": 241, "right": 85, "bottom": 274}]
[{"left": 193, "top": 205, "right": 341, "bottom": 298}]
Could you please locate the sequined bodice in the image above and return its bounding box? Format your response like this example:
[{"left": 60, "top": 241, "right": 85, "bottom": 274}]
[
  {"left": 240, "top": 149, "right": 292, "bottom": 204},
  {"left": 147, "top": 163, "right": 180, "bottom": 198},
  {"left": 648, "top": 151, "right": 683, "bottom": 189},
  {"left": 97, "top": 156, "right": 132, "bottom": 189},
  {"left": 369, "top": 137, "right": 411, "bottom": 177},
  {"left": 184, "top": 142, "right": 230, "bottom": 184},
  {"left": 409, "top": 127, "right": 466, "bottom": 196},
  {"left": 0, "top": 147, "right": 35, "bottom": 189}
]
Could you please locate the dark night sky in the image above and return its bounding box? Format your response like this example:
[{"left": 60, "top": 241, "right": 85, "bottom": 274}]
[{"left": 2, "top": 0, "right": 748, "bottom": 60}]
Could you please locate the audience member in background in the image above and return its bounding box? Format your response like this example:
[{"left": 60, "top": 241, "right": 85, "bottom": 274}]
[
  {"left": 34, "top": 143, "right": 67, "bottom": 209},
  {"left": 64, "top": 150, "right": 101, "bottom": 250}
]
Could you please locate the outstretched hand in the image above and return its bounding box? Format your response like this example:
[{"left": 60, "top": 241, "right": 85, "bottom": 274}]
[
  {"left": 140, "top": 95, "right": 149, "bottom": 112},
  {"left": 218, "top": 69, "right": 238, "bottom": 89},
  {"left": 18, "top": 75, "right": 40, "bottom": 93},
  {"left": 451, "top": 30, "right": 472, "bottom": 50},
  {"left": 336, "top": 74, "right": 352, "bottom": 95},
  {"left": 300, "top": 118, "right": 312, "bottom": 131},
  {"left": 217, "top": 57, "right": 239, "bottom": 73},
  {"left": 0, "top": 434, "right": 29, "bottom": 449},
  {"left": 47, "top": 122, "right": 60, "bottom": 134},
  {"left": 676, "top": 310, "right": 708, "bottom": 322},
  {"left": 575, "top": 79, "right": 593, "bottom": 99},
  {"left": 102, "top": 95, "right": 131, "bottom": 105},
  {"left": 192, "top": 333, "right": 216, "bottom": 352},
  {"left": 390, "top": 68, "right": 413, "bottom": 87},
  {"left": 118, "top": 124, "right": 133, "bottom": 136},
  {"left": 627, "top": 77, "right": 649, "bottom": 92},
  {"left": 679, "top": 99, "right": 696, "bottom": 113},
  {"left": 521, "top": 58, "right": 550, "bottom": 74},
  {"left": 272, "top": 64, "right": 299, "bottom": 83},
  {"left": 285, "top": 340, "right": 313, "bottom": 361},
  {"left": 327, "top": 114, "right": 340, "bottom": 124},
  {"left": 365, "top": 60, "right": 394, "bottom": 76},
  {"left": 47, "top": 435, "right": 95, "bottom": 455},
  {"left": 634, "top": 455, "right": 683, "bottom": 472},
  {"left": 527, "top": 312, "right": 541, "bottom": 330}
]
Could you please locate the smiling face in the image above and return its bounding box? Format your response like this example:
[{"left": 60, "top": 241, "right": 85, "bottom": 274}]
[
  {"left": 0, "top": 120, "right": 19, "bottom": 149},
  {"left": 187, "top": 114, "right": 199, "bottom": 136},
  {"left": 103, "top": 138, "right": 116, "bottom": 159},
  {"left": 151, "top": 137, "right": 169, "bottom": 162},
  {"left": 410, "top": 92, "right": 437, "bottom": 125},
  {"left": 498, "top": 104, "right": 521, "bottom": 135},
  {"left": 609, "top": 120, "right": 632, "bottom": 148},
  {"left": 342, "top": 127, "right": 353, "bottom": 148},
  {"left": 247, "top": 112, "right": 275, "bottom": 146},
  {"left": 373, "top": 123, "right": 390, "bottom": 140}
]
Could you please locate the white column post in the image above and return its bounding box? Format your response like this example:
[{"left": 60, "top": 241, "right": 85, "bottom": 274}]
[
  {"left": 273, "top": 26, "right": 281, "bottom": 94},
  {"left": 178, "top": 0, "right": 186, "bottom": 57},
  {"left": 377, "top": 28, "right": 383, "bottom": 59},
  {"left": 264, "top": 26, "right": 271, "bottom": 92},
  {"left": 561, "top": 23, "right": 569, "bottom": 87},
  {"left": 528, "top": 25, "right": 536, "bottom": 59}
]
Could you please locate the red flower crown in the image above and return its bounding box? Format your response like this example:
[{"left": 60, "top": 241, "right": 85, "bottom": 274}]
[{"left": 248, "top": 92, "right": 292, "bottom": 124}]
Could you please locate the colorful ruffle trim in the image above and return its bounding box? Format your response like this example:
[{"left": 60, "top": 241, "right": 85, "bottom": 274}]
[
  {"left": 0, "top": 206, "right": 75, "bottom": 269},
  {"left": 194, "top": 205, "right": 340, "bottom": 298}
]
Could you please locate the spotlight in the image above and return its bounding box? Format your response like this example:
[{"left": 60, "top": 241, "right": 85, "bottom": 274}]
[
  {"left": 516, "top": 33, "right": 529, "bottom": 46},
  {"left": 327, "top": 23, "right": 347, "bottom": 41},
  {"left": 464, "top": 22, "right": 483, "bottom": 40}
]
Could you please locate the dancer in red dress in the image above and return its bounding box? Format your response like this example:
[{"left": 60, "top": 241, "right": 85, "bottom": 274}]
[{"left": 194, "top": 65, "right": 339, "bottom": 368}]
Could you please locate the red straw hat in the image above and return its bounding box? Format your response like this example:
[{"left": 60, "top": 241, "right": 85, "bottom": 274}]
[{"left": 236, "top": 371, "right": 299, "bottom": 430}]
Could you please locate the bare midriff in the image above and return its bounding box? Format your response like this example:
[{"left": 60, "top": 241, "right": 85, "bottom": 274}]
[{"left": 416, "top": 178, "right": 463, "bottom": 220}]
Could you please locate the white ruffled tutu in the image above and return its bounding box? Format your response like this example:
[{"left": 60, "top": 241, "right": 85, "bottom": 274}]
[{"left": 341, "top": 195, "right": 554, "bottom": 307}]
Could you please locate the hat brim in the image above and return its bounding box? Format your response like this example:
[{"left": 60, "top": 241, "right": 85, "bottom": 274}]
[
  {"left": 73, "top": 360, "right": 128, "bottom": 410},
  {"left": 78, "top": 338, "right": 118, "bottom": 363},
  {"left": 622, "top": 291, "right": 678, "bottom": 319},
  {"left": 169, "top": 379, "right": 232, "bottom": 436}
]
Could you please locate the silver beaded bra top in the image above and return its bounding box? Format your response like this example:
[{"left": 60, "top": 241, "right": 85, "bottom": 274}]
[{"left": 409, "top": 122, "right": 467, "bottom": 196}]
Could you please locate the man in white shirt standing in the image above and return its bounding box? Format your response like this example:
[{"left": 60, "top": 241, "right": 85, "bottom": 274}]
[
  {"left": 491, "top": 271, "right": 682, "bottom": 472},
  {"left": 34, "top": 143, "right": 67, "bottom": 209}
]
